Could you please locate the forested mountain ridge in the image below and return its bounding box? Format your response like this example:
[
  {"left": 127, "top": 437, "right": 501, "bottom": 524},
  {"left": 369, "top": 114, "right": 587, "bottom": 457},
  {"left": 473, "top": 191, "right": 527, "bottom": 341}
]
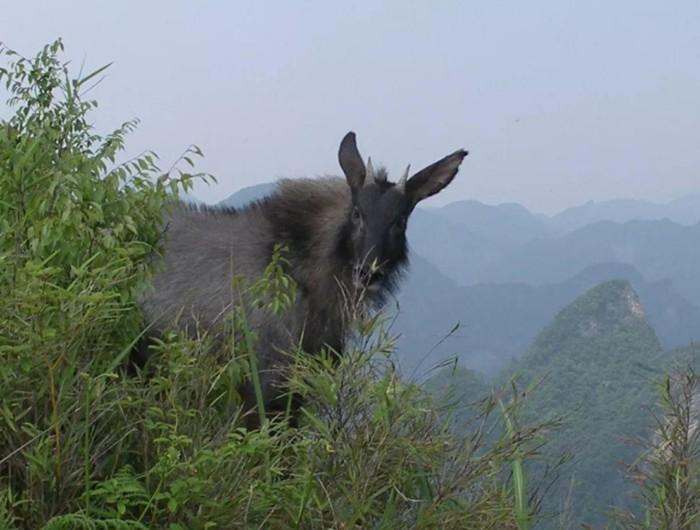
[
  {"left": 427, "top": 199, "right": 552, "bottom": 246},
  {"left": 394, "top": 262, "right": 700, "bottom": 376},
  {"left": 504, "top": 280, "right": 665, "bottom": 526},
  {"left": 547, "top": 194, "right": 700, "bottom": 233},
  {"left": 430, "top": 279, "right": 699, "bottom": 526},
  {"left": 428, "top": 279, "right": 700, "bottom": 527}
]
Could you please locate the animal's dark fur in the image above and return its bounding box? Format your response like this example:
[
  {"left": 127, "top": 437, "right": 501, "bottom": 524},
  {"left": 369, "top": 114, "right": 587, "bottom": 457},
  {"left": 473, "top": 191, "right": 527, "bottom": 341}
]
[{"left": 137, "top": 132, "right": 467, "bottom": 427}]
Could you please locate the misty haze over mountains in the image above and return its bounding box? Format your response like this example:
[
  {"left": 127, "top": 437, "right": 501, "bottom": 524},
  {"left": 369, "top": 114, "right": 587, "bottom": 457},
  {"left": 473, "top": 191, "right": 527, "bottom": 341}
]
[{"left": 210, "top": 184, "right": 700, "bottom": 376}]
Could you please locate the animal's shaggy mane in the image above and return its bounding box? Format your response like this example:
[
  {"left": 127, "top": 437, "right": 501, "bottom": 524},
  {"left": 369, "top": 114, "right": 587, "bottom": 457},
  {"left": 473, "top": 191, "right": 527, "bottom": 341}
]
[
  {"left": 178, "top": 166, "right": 396, "bottom": 217},
  {"left": 173, "top": 170, "right": 407, "bottom": 307},
  {"left": 178, "top": 202, "right": 241, "bottom": 216}
]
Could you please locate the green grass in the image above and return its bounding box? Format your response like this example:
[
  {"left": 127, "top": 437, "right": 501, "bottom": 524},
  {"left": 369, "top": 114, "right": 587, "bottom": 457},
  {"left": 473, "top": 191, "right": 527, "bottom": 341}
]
[{"left": 500, "top": 397, "right": 530, "bottom": 530}]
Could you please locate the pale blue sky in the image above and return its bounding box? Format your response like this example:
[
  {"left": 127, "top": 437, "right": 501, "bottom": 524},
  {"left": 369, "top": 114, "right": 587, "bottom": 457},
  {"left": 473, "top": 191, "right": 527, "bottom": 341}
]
[{"left": 2, "top": 1, "right": 699, "bottom": 213}]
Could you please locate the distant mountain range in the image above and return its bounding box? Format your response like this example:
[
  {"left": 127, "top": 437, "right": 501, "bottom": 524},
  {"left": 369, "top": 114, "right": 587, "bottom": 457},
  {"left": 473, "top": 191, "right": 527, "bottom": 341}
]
[
  {"left": 426, "top": 199, "right": 551, "bottom": 246},
  {"left": 424, "top": 194, "right": 700, "bottom": 238},
  {"left": 409, "top": 202, "right": 700, "bottom": 306},
  {"left": 219, "top": 182, "right": 700, "bottom": 233},
  {"left": 546, "top": 194, "right": 700, "bottom": 233},
  {"left": 218, "top": 183, "right": 276, "bottom": 209},
  {"left": 476, "top": 220, "right": 700, "bottom": 304},
  {"left": 393, "top": 261, "right": 700, "bottom": 377}
]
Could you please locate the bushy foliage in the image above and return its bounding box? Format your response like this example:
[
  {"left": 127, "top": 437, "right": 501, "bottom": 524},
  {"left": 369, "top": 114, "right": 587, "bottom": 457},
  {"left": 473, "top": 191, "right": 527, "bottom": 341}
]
[
  {"left": 612, "top": 370, "right": 700, "bottom": 529},
  {"left": 0, "top": 38, "right": 205, "bottom": 527},
  {"left": 0, "top": 41, "right": 546, "bottom": 529}
]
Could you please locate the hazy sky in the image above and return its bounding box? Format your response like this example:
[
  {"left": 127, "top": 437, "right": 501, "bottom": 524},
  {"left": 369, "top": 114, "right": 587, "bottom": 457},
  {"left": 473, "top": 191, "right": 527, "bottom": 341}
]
[{"left": 2, "top": 1, "right": 699, "bottom": 213}]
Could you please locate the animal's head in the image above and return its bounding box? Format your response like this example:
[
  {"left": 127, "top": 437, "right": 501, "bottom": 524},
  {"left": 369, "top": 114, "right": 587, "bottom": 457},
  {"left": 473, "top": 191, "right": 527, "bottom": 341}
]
[{"left": 337, "top": 131, "right": 468, "bottom": 293}]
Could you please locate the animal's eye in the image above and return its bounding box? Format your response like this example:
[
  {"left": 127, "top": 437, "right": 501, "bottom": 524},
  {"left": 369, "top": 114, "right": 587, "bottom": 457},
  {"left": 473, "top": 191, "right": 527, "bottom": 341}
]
[{"left": 351, "top": 207, "right": 363, "bottom": 224}]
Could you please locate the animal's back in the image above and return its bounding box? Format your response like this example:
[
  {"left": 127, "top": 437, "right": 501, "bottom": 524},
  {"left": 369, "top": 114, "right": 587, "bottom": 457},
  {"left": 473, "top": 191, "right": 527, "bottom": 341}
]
[{"left": 140, "top": 203, "right": 273, "bottom": 337}]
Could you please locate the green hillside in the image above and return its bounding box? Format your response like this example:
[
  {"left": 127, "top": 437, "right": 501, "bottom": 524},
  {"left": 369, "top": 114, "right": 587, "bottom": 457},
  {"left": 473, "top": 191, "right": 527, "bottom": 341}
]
[
  {"left": 512, "top": 280, "right": 665, "bottom": 526},
  {"left": 666, "top": 342, "right": 700, "bottom": 381},
  {"left": 428, "top": 278, "right": 700, "bottom": 526}
]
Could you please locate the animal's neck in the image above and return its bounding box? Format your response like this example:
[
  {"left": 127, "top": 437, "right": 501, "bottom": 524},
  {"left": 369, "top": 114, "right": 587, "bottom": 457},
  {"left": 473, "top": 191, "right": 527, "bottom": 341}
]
[
  {"left": 262, "top": 178, "right": 355, "bottom": 301},
  {"left": 290, "top": 206, "right": 356, "bottom": 304}
]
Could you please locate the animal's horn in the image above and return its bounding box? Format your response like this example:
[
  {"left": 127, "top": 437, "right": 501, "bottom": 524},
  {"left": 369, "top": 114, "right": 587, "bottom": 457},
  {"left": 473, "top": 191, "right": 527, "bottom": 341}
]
[
  {"left": 397, "top": 164, "right": 410, "bottom": 193},
  {"left": 365, "top": 157, "right": 375, "bottom": 186}
]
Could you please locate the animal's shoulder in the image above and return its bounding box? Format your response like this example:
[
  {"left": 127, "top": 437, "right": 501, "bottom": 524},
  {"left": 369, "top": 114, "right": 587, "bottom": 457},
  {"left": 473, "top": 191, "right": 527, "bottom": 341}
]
[{"left": 274, "top": 177, "right": 349, "bottom": 209}]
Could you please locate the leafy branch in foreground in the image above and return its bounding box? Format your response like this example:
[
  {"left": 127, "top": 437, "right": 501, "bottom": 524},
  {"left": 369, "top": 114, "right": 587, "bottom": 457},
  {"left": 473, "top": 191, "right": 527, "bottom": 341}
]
[
  {"left": 613, "top": 370, "right": 700, "bottom": 529},
  {"left": 0, "top": 39, "right": 207, "bottom": 527}
]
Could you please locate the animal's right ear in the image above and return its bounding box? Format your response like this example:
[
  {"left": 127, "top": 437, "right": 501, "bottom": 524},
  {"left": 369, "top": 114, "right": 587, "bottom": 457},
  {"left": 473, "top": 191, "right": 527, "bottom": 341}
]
[
  {"left": 338, "top": 131, "right": 366, "bottom": 193},
  {"left": 403, "top": 149, "right": 468, "bottom": 207}
]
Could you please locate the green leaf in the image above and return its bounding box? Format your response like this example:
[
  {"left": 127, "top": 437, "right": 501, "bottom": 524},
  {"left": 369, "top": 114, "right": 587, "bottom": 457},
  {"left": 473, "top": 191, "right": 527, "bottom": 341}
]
[{"left": 76, "top": 62, "right": 113, "bottom": 88}]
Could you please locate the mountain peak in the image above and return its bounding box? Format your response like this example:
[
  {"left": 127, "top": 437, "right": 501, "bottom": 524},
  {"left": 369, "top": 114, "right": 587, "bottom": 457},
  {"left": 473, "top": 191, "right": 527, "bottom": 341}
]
[
  {"left": 523, "top": 280, "right": 661, "bottom": 367},
  {"left": 514, "top": 279, "right": 664, "bottom": 522},
  {"left": 589, "top": 279, "right": 645, "bottom": 319},
  {"left": 574, "top": 281, "right": 647, "bottom": 341}
]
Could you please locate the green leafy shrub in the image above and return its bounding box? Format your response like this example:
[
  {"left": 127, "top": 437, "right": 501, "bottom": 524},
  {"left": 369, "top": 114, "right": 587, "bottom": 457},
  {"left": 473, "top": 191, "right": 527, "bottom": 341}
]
[{"left": 0, "top": 38, "right": 206, "bottom": 527}]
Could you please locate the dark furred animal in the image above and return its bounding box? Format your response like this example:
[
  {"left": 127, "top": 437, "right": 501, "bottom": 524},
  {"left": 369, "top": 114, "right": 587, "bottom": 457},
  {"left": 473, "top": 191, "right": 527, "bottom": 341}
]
[{"left": 138, "top": 132, "right": 467, "bottom": 425}]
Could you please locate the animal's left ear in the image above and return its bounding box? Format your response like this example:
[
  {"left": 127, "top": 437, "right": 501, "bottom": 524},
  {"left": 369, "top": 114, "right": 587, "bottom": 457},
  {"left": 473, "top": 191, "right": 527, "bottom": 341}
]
[
  {"left": 338, "top": 131, "right": 366, "bottom": 193},
  {"left": 404, "top": 149, "right": 468, "bottom": 206}
]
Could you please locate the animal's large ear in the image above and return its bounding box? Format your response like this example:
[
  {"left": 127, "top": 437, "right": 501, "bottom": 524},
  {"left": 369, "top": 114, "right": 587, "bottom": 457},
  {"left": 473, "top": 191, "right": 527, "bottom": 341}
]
[
  {"left": 338, "top": 131, "right": 366, "bottom": 193},
  {"left": 403, "top": 149, "right": 468, "bottom": 206}
]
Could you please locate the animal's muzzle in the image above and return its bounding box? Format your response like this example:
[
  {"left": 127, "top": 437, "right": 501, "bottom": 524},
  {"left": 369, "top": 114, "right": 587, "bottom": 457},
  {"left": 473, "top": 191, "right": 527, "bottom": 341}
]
[{"left": 357, "top": 265, "right": 385, "bottom": 288}]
